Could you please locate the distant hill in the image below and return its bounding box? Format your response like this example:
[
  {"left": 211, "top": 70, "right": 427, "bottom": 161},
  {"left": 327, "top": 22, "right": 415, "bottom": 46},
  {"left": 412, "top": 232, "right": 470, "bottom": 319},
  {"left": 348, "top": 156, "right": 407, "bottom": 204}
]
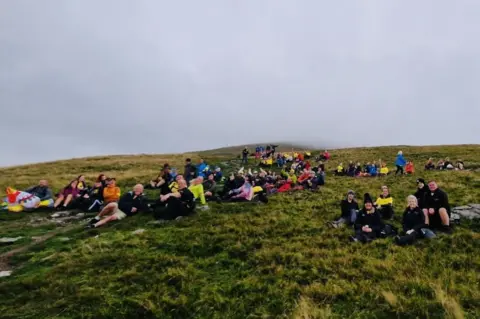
[{"left": 196, "top": 142, "right": 323, "bottom": 156}]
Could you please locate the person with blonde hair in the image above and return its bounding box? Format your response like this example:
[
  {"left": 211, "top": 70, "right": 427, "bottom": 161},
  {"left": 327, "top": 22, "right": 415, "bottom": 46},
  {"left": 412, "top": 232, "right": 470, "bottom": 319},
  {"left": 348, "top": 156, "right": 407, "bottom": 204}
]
[
  {"left": 395, "top": 195, "right": 435, "bottom": 245},
  {"left": 395, "top": 150, "right": 406, "bottom": 175}
]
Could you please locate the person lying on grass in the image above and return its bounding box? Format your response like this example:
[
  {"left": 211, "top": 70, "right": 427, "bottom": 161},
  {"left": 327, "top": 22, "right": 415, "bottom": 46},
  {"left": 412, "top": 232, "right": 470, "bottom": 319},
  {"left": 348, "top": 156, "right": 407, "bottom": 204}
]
[
  {"left": 328, "top": 190, "right": 359, "bottom": 228},
  {"left": 375, "top": 185, "right": 394, "bottom": 220},
  {"left": 350, "top": 193, "right": 384, "bottom": 243},
  {"left": 86, "top": 184, "right": 146, "bottom": 229},
  {"left": 54, "top": 180, "right": 80, "bottom": 211},
  {"left": 422, "top": 181, "right": 452, "bottom": 234},
  {"left": 154, "top": 178, "right": 196, "bottom": 221},
  {"left": 395, "top": 195, "right": 435, "bottom": 246}
]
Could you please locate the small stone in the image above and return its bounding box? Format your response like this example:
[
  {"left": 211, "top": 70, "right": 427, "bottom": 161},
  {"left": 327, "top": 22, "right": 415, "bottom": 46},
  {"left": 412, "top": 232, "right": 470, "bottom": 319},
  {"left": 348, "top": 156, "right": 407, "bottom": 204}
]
[
  {"left": 0, "top": 271, "right": 12, "bottom": 277},
  {"left": 0, "top": 237, "right": 23, "bottom": 244},
  {"left": 132, "top": 229, "right": 145, "bottom": 235},
  {"left": 76, "top": 213, "right": 86, "bottom": 218},
  {"left": 58, "top": 237, "right": 70, "bottom": 242}
]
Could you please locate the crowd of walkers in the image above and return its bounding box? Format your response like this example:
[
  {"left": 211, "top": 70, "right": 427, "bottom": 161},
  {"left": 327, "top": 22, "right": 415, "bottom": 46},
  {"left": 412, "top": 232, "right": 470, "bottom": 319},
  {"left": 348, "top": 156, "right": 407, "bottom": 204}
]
[{"left": 0, "top": 148, "right": 463, "bottom": 243}]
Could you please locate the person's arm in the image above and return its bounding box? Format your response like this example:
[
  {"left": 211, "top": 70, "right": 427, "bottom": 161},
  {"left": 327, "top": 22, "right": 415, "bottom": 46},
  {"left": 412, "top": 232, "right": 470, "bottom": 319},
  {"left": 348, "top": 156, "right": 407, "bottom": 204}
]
[
  {"left": 401, "top": 208, "right": 409, "bottom": 232},
  {"left": 40, "top": 188, "right": 53, "bottom": 201},
  {"left": 24, "top": 186, "right": 35, "bottom": 193},
  {"left": 413, "top": 209, "right": 427, "bottom": 232}
]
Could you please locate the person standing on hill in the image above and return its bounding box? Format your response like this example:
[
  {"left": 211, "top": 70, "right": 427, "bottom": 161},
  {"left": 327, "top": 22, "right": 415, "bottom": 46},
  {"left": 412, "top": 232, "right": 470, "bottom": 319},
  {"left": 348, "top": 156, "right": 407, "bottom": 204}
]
[
  {"left": 395, "top": 151, "right": 407, "bottom": 175},
  {"left": 241, "top": 147, "right": 249, "bottom": 164},
  {"left": 422, "top": 181, "right": 452, "bottom": 233}
]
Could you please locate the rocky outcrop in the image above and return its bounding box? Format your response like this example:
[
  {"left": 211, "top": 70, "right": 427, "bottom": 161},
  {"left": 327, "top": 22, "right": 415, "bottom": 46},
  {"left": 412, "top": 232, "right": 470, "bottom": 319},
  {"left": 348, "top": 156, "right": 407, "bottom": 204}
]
[{"left": 452, "top": 204, "right": 480, "bottom": 220}]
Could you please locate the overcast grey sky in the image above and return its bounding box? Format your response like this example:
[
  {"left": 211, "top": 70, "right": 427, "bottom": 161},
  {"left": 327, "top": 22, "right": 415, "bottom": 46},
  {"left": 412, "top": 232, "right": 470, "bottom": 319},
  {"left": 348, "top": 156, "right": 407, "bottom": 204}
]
[{"left": 1, "top": 1, "right": 479, "bottom": 166}]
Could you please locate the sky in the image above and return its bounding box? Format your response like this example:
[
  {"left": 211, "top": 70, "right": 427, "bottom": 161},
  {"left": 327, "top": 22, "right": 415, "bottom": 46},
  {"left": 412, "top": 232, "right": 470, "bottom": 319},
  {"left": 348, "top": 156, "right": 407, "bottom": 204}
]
[{"left": 1, "top": 0, "right": 480, "bottom": 167}]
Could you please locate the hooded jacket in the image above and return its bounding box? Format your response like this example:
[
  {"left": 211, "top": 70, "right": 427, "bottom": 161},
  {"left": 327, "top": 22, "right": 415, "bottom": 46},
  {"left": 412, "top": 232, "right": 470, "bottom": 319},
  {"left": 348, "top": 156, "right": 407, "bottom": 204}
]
[{"left": 340, "top": 194, "right": 359, "bottom": 218}]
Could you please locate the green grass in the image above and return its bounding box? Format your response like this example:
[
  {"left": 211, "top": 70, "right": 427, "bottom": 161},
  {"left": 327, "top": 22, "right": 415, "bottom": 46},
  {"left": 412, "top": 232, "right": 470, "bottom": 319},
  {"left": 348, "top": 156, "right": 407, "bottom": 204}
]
[{"left": 0, "top": 145, "right": 479, "bottom": 318}]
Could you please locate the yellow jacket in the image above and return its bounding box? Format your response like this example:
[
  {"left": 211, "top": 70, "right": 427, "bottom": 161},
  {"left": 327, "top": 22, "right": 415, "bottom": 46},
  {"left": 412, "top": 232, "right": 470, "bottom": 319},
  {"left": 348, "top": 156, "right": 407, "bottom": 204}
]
[
  {"left": 376, "top": 195, "right": 393, "bottom": 207},
  {"left": 103, "top": 186, "right": 121, "bottom": 203}
]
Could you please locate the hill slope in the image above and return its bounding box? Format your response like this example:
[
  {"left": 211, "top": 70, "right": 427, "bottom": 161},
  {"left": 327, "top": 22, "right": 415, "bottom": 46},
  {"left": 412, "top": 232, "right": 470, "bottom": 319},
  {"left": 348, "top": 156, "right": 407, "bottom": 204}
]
[{"left": 0, "top": 145, "right": 479, "bottom": 318}]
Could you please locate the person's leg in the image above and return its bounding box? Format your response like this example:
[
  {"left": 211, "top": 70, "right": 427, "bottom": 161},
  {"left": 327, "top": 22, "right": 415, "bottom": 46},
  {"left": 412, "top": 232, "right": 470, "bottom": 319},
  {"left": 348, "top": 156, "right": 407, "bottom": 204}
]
[
  {"left": 94, "top": 214, "right": 118, "bottom": 227},
  {"left": 62, "top": 194, "right": 73, "bottom": 207},
  {"left": 438, "top": 208, "right": 450, "bottom": 226},
  {"left": 423, "top": 209, "right": 430, "bottom": 226},
  {"left": 190, "top": 184, "right": 207, "bottom": 206},
  {"left": 54, "top": 195, "right": 64, "bottom": 208},
  {"left": 395, "top": 232, "right": 417, "bottom": 246},
  {"left": 98, "top": 202, "right": 117, "bottom": 217}
]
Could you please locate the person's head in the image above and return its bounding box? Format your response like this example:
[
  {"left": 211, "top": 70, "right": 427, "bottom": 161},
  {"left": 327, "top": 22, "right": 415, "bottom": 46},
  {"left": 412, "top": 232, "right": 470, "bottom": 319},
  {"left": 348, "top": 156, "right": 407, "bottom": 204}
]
[
  {"left": 39, "top": 180, "right": 48, "bottom": 187},
  {"left": 69, "top": 180, "right": 78, "bottom": 188},
  {"left": 407, "top": 195, "right": 418, "bottom": 209},
  {"left": 428, "top": 181, "right": 438, "bottom": 192},
  {"left": 175, "top": 174, "right": 184, "bottom": 182},
  {"left": 347, "top": 190, "right": 355, "bottom": 201},
  {"left": 133, "top": 184, "right": 144, "bottom": 195},
  {"left": 363, "top": 193, "right": 373, "bottom": 210},
  {"left": 94, "top": 181, "right": 102, "bottom": 187},
  {"left": 416, "top": 178, "right": 425, "bottom": 189},
  {"left": 77, "top": 175, "right": 85, "bottom": 182},
  {"left": 381, "top": 185, "right": 389, "bottom": 196},
  {"left": 197, "top": 176, "right": 204, "bottom": 183},
  {"left": 208, "top": 173, "right": 214, "bottom": 181},
  {"left": 163, "top": 163, "right": 170, "bottom": 169},
  {"left": 106, "top": 178, "right": 116, "bottom": 186},
  {"left": 178, "top": 179, "right": 187, "bottom": 189},
  {"left": 199, "top": 158, "right": 204, "bottom": 164},
  {"left": 398, "top": 151, "right": 403, "bottom": 155},
  {"left": 185, "top": 158, "right": 191, "bottom": 164},
  {"left": 97, "top": 174, "right": 106, "bottom": 182}
]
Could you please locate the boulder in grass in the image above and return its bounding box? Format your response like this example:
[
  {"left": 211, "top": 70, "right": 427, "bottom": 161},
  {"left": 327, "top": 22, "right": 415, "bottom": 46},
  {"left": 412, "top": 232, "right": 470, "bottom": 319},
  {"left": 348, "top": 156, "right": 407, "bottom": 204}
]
[
  {"left": 452, "top": 204, "right": 480, "bottom": 220},
  {"left": 0, "top": 271, "right": 12, "bottom": 277},
  {"left": 0, "top": 237, "right": 23, "bottom": 244}
]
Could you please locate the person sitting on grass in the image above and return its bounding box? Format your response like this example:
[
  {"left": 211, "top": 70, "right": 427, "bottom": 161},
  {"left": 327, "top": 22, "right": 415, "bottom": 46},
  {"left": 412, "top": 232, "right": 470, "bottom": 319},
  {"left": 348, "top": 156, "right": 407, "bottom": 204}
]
[
  {"left": 379, "top": 162, "right": 389, "bottom": 176},
  {"left": 23, "top": 180, "right": 54, "bottom": 207},
  {"left": 405, "top": 161, "right": 415, "bottom": 174},
  {"left": 425, "top": 158, "right": 435, "bottom": 170},
  {"left": 54, "top": 180, "right": 80, "bottom": 210},
  {"left": 328, "top": 190, "right": 359, "bottom": 228},
  {"left": 443, "top": 157, "right": 454, "bottom": 170},
  {"left": 80, "top": 180, "right": 105, "bottom": 212},
  {"left": 423, "top": 181, "right": 452, "bottom": 233},
  {"left": 225, "top": 176, "right": 254, "bottom": 202},
  {"left": 375, "top": 185, "right": 394, "bottom": 220},
  {"left": 414, "top": 178, "right": 428, "bottom": 208},
  {"left": 350, "top": 193, "right": 384, "bottom": 243},
  {"left": 87, "top": 184, "right": 146, "bottom": 228},
  {"left": 76, "top": 175, "right": 89, "bottom": 195},
  {"left": 154, "top": 179, "right": 195, "bottom": 221},
  {"left": 334, "top": 163, "right": 344, "bottom": 176},
  {"left": 455, "top": 159, "right": 465, "bottom": 170},
  {"left": 103, "top": 178, "right": 121, "bottom": 204},
  {"left": 394, "top": 195, "right": 435, "bottom": 246},
  {"left": 436, "top": 159, "right": 445, "bottom": 170},
  {"left": 188, "top": 177, "right": 209, "bottom": 210},
  {"left": 346, "top": 161, "right": 356, "bottom": 177}
]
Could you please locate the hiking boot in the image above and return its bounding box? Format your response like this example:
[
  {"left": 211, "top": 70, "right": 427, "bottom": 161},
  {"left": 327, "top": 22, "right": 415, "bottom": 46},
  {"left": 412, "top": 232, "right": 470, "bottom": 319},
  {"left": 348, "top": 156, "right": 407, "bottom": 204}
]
[
  {"left": 88, "top": 218, "right": 99, "bottom": 225},
  {"left": 394, "top": 236, "right": 401, "bottom": 245},
  {"left": 439, "top": 225, "right": 453, "bottom": 234}
]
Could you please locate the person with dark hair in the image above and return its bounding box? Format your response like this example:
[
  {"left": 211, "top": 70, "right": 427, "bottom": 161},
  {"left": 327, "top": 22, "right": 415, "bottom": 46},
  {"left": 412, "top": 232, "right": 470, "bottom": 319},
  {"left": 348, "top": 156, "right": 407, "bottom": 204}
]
[
  {"left": 414, "top": 178, "right": 428, "bottom": 208},
  {"left": 97, "top": 174, "right": 107, "bottom": 187},
  {"left": 103, "top": 178, "right": 121, "bottom": 204},
  {"left": 241, "top": 147, "right": 249, "bottom": 164},
  {"left": 423, "top": 181, "right": 452, "bottom": 233},
  {"left": 350, "top": 193, "right": 384, "bottom": 243},
  {"left": 184, "top": 158, "right": 196, "bottom": 184},
  {"left": 375, "top": 185, "right": 394, "bottom": 219},
  {"left": 395, "top": 195, "right": 435, "bottom": 246},
  {"left": 328, "top": 190, "right": 359, "bottom": 228},
  {"left": 54, "top": 180, "right": 80, "bottom": 210}
]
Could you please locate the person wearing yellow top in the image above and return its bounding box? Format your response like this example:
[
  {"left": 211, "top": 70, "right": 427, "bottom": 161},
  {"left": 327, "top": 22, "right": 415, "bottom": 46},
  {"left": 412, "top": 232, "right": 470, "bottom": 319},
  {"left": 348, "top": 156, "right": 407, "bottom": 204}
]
[
  {"left": 188, "top": 177, "right": 209, "bottom": 210},
  {"left": 103, "top": 178, "right": 121, "bottom": 204},
  {"left": 375, "top": 185, "right": 394, "bottom": 219},
  {"left": 288, "top": 170, "right": 297, "bottom": 184},
  {"left": 335, "top": 163, "right": 344, "bottom": 176},
  {"left": 379, "top": 163, "right": 389, "bottom": 176}
]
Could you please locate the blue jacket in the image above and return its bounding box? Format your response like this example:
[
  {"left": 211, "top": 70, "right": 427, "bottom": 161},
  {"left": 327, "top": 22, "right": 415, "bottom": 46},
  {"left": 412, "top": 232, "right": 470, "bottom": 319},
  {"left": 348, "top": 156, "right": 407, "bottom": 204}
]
[
  {"left": 368, "top": 165, "right": 378, "bottom": 175},
  {"left": 395, "top": 154, "right": 406, "bottom": 166},
  {"left": 197, "top": 162, "right": 208, "bottom": 177}
]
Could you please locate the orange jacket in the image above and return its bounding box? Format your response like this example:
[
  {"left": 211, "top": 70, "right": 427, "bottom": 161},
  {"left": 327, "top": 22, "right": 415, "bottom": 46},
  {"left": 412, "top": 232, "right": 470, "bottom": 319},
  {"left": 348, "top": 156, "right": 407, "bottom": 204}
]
[{"left": 103, "top": 186, "right": 121, "bottom": 203}]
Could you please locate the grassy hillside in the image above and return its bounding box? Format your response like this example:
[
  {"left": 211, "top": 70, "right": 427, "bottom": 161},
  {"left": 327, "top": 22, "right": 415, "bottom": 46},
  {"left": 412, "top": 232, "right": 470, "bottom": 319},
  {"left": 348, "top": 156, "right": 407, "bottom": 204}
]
[{"left": 0, "top": 145, "right": 479, "bottom": 319}]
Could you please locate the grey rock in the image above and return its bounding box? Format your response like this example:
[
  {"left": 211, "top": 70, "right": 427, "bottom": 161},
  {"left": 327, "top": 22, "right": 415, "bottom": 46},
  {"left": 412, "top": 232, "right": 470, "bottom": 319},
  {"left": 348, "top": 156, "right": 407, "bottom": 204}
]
[
  {"left": 0, "top": 271, "right": 12, "bottom": 277},
  {"left": 58, "top": 237, "right": 70, "bottom": 242},
  {"left": 132, "top": 229, "right": 146, "bottom": 235},
  {"left": 0, "top": 237, "right": 23, "bottom": 244}
]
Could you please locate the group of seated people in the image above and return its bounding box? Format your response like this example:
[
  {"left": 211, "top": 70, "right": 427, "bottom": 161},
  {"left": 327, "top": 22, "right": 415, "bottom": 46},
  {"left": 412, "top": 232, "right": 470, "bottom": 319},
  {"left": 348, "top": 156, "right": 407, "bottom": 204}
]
[
  {"left": 328, "top": 179, "right": 452, "bottom": 244},
  {"left": 242, "top": 146, "right": 331, "bottom": 169},
  {"left": 424, "top": 158, "right": 465, "bottom": 170},
  {"left": 334, "top": 160, "right": 410, "bottom": 177}
]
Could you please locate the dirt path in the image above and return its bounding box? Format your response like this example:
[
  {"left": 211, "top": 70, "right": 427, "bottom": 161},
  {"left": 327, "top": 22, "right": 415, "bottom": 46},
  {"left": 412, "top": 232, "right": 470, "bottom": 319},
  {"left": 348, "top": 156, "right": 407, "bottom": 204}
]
[{"left": 0, "top": 223, "right": 81, "bottom": 272}]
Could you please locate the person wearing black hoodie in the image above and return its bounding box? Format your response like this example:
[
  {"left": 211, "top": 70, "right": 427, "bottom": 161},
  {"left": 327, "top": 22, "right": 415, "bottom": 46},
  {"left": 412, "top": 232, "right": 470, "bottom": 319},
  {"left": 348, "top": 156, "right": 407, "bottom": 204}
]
[
  {"left": 329, "top": 190, "right": 359, "bottom": 228},
  {"left": 184, "top": 158, "right": 197, "bottom": 184},
  {"left": 395, "top": 195, "right": 435, "bottom": 245},
  {"left": 423, "top": 181, "right": 452, "bottom": 233},
  {"left": 414, "top": 178, "right": 428, "bottom": 208},
  {"left": 351, "top": 193, "right": 385, "bottom": 243}
]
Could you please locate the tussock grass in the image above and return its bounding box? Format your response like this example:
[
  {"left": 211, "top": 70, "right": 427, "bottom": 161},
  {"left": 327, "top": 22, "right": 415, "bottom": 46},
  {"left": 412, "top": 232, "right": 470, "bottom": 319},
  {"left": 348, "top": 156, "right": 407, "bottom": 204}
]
[{"left": 0, "top": 145, "right": 479, "bottom": 318}]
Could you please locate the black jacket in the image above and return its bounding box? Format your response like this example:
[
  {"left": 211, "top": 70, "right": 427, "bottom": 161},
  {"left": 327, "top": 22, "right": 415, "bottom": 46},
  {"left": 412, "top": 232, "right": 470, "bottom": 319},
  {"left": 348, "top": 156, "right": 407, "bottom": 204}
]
[
  {"left": 414, "top": 186, "right": 429, "bottom": 208},
  {"left": 423, "top": 188, "right": 450, "bottom": 213},
  {"left": 184, "top": 163, "right": 196, "bottom": 179},
  {"left": 354, "top": 208, "right": 384, "bottom": 232},
  {"left": 402, "top": 207, "right": 427, "bottom": 232},
  {"left": 118, "top": 191, "right": 147, "bottom": 216},
  {"left": 203, "top": 180, "right": 216, "bottom": 193},
  {"left": 340, "top": 199, "right": 359, "bottom": 218}
]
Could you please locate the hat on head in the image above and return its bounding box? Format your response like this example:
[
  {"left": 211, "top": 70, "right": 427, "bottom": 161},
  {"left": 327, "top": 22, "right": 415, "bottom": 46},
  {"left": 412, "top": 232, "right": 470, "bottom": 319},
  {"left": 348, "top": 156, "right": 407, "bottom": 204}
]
[
  {"left": 363, "top": 193, "right": 373, "bottom": 204},
  {"left": 416, "top": 178, "right": 425, "bottom": 184}
]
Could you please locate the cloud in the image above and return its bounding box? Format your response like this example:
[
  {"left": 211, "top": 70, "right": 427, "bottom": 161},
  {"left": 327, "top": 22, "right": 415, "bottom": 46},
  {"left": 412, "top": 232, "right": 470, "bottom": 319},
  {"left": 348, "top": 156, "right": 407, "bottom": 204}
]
[{"left": 1, "top": 0, "right": 479, "bottom": 166}]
